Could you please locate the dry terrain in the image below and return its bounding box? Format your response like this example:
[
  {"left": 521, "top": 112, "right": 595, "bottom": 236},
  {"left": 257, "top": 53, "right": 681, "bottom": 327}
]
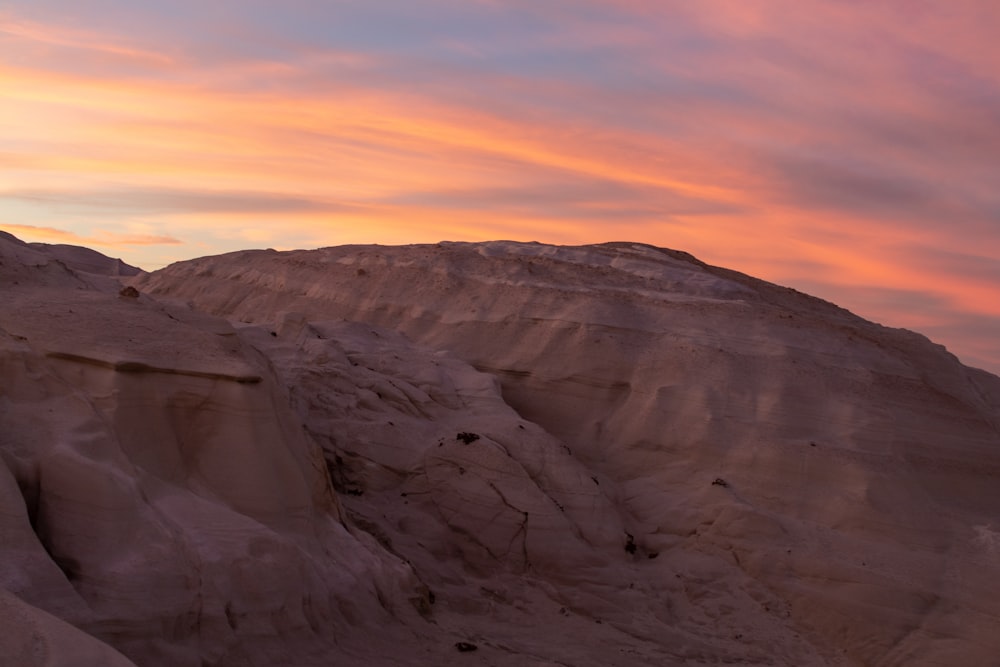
[{"left": 3, "top": 231, "right": 1000, "bottom": 666}]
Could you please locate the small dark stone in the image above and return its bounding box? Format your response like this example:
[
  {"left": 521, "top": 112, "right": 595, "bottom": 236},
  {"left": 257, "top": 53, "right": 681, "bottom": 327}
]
[
  {"left": 712, "top": 478, "right": 729, "bottom": 488},
  {"left": 269, "top": 331, "right": 277, "bottom": 337},
  {"left": 119, "top": 285, "right": 139, "bottom": 298},
  {"left": 456, "top": 432, "right": 480, "bottom": 444},
  {"left": 624, "top": 533, "right": 637, "bottom": 554},
  {"left": 647, "top": 552, "right": 659, "bottom": 559},
  {"left": 454, "top": 642, "right": 477, "bottom": 652}
]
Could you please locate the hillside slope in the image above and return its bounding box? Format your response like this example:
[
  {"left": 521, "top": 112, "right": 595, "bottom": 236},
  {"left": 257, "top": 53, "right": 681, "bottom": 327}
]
[
  {"left": 2, "top": 233, "right": 998, "bottom": 665},
  {"left": 137, "top": 240, "right": 1000, "bottom": 666},
  {"left": 0, "top": 234, "right": 435, "bottom": 666}
]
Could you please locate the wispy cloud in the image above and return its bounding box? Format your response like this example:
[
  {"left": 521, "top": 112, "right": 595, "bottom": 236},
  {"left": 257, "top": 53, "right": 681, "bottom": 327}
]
[
  {"left": 0, "top": 223, "right": 181, "bottom": 246},
  {"left": 2, "top": 1, "right": 999, "bottom": 373},
  {"left": 3, "top": 187, "right": 349, "bottom": 215},
  {"left": 0, "top": 12, "right": 177, "bottom": 71}
]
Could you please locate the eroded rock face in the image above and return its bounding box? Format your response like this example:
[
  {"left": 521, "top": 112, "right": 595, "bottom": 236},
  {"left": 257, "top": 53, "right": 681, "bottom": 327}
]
[
  {"left": 137, "top": 240, "right": 1000, "bottom": 665},
  {"left": 0, "top": 236, "right": 431, "bottom": 666},
  {"left": 5, "top": 232, "right": 1000, "bottom": 665},
  {"left": 0, "top": 588, "right": 138, "bottom": 667},
  {"left": 231, "top": 312, "right": 830, "bottom": 666}
]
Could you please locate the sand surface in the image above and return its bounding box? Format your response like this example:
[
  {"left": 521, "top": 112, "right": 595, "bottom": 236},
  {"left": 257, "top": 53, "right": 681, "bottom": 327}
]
[{"left": 3, "top": 233, "right": 999, "bottom": 665}]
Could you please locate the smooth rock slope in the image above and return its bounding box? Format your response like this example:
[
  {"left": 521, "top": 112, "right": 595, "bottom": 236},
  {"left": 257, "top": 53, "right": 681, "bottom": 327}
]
[
  {"left": 0, "top": 234, "right": 434, "bottom": 666},
  {"left": 3, "top": 231, "right": 1000, "bottom": 666},
  {"left": 136, "top": 240, "right": 1000, "bottom": 666}
]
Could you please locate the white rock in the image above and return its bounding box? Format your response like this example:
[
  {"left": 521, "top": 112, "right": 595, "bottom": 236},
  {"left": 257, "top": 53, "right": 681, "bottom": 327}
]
[
  {"left": 4, "top": 230, "right": 1000, "bottom": 665},
  {"left": 138, "top": 239, "right": 1000, "bottom": 665}
]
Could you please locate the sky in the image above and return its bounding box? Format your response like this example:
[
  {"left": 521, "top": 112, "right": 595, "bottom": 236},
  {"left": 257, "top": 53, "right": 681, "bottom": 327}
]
[{"left": 2, "top": 1, "right": 1000, "bottom": 374}]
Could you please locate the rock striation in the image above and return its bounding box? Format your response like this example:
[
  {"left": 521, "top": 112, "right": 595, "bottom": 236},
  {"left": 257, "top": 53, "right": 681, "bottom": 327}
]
[
  {"left": 2, "top": 232, "right": 1000, "bottom": 665},
  {"left": 0, "top": 234, "right": 432, "bottom": 666},
  {"left": 139, "top": 240, "right": 1000, "bottom": 665}
]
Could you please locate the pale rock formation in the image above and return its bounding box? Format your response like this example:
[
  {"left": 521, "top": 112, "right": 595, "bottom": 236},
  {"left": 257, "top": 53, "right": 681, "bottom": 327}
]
[
  {"left": 0, "top": 588, "right": 138, "bottom": 667},
  {"left": 26, "top": 241, "right": 141, "bottom": 278},
  {"left": 3, "top": 229, "right": 1000, "bottom": 665},
  {"left": 136, "top": 240, "right": 1000, "bottom": 666},
  {"left": 0, "top": 233, "right": 433, "bottom": 666},
  {"left": 231, "top": 311, "right": 827, "bottom": 666}
]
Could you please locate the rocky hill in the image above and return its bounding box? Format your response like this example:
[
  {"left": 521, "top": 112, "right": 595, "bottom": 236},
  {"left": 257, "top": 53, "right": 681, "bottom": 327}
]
[{"left": 3, "top": 233, "right": 999, "bottom": 665}]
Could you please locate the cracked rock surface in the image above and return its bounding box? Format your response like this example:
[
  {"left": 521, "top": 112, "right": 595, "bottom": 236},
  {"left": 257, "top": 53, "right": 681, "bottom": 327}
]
[{"left": 3, "top": 232, "right": 1000, "bottom": 665}]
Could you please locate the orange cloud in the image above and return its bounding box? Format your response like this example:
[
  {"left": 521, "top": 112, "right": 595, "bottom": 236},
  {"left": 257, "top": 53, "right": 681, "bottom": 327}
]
[
  {"left": 2, "top": 4, "right": 999, "bottom": 372},
  {"left": 0, "top": 13, "right": 176, "bottom": 66},
  {"left": 0, "top": 224, "right": 181, "bottom": 246}
]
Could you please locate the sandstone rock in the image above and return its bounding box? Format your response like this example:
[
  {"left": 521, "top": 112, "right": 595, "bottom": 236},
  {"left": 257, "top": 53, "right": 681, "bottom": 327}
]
[
  {"left": 3, "top": 230, "right": 999, "bottom": 665},
  {"left": 0, "top": 234, "right": 432, "bottom": 666},
  {"left": 138, "top": 240, "right": 1000, "bottom": 665},
  {"left": 0, "top": 588, "right": 137, "bottom": 667}
]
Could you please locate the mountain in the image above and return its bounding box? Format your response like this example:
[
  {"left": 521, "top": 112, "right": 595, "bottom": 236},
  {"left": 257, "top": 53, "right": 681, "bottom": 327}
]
[{"left": 3, "top": 233, "right": 999, "bottom": 665}]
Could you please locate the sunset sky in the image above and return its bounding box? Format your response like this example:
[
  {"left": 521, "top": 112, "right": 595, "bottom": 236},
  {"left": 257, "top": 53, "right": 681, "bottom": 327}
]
[{"left": 3, "top": 1, "right": 999, "bottom": 373}]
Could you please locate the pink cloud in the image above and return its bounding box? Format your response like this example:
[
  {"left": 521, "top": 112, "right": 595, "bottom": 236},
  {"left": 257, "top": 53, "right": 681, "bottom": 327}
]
[
  {"left": 0, "top": 224, "right": 181, "bottom": 246},
  {"left": 1, "top": 2, "right": 999, "bottom": 372}
]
